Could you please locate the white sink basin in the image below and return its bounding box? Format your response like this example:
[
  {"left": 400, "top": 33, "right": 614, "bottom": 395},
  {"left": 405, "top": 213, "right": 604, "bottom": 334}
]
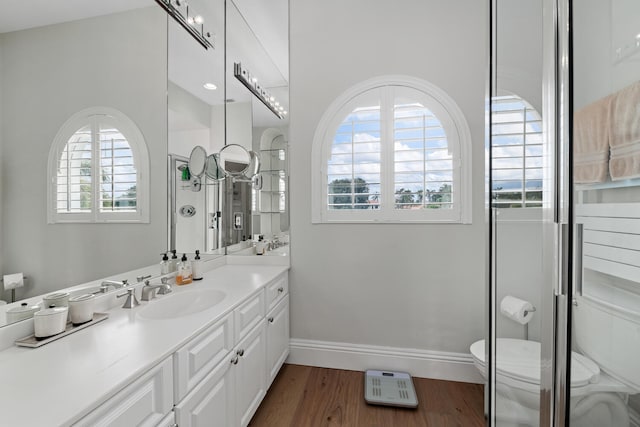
[{"left": 137, "top": 289, "right": 226, "bottom": 320}]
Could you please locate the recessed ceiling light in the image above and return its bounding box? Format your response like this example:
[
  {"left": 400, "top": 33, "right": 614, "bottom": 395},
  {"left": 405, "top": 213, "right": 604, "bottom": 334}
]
[{"left": 203, "top": 83, "right": 217, "bottom": 90}]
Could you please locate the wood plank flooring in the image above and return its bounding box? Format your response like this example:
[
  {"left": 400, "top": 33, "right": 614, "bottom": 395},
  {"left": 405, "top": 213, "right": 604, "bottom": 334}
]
[{"left": 249, "top": 364, "right": 485, "bottom": 427}]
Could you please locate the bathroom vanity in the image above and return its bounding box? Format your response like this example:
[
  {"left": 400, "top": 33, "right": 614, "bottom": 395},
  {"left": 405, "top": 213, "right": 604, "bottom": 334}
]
[{"left": 0, "top": 264, "right": 289, "bottom": 427}]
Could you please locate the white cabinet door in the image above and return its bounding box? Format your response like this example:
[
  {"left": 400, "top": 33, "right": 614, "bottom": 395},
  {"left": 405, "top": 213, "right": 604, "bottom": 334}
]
[
  {"left": 266, "top": 295, "right": 289, "bottom": 387},
  {"left": 174, "top": 312, "right": 234, "bottom": 402},
  {"left": 73, "top": 357, "right": 173, "bottom": 427},
  {"left": 235, "top": 322, "right": 267, "bottom": 427},
  {"left": 156, "top": 412, "right": 176, "bottom": 427},
  {"left": 174, "top": 352, "right": 236, "bottom": 427}
]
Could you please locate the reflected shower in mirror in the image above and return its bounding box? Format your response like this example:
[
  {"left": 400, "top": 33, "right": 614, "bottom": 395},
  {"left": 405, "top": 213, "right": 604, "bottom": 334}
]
[
  {"left": 0, "top": 1, "right": 168, "bottom": 323},
  {"left": 167, "top": 0, "right": 226, "bottom": 256},
  {"left": 225, "top": 0, "right": 289, "bottom": 255}
]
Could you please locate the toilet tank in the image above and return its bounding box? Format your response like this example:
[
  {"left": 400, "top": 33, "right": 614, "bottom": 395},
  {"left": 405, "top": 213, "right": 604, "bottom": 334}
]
[{"left": 574, "top": 295, "right": 640, "bottom": 391}]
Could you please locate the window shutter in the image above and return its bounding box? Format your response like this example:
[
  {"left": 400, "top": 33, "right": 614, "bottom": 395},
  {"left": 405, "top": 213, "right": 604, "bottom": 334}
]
[
  {"left": 393, "top": 102, "right": 453, "bottom": 210},
  {"left": 98, "top": 124, "right": 137, "bottom": 212},
  {"left": 57, "top": 125, "right": 92, "bottom": 213},
  {"left": 327, "top": 105, "right": 382, "bottom": 210}
]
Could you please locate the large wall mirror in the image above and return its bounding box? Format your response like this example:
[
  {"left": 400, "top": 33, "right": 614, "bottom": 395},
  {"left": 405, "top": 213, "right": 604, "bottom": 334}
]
[
  {"left": 224, "top": 0, "right": 290, "bottom": 255},
  {"left": 167, "top": 0, "right": 226, "bottom": 256},
  {"left": 0, "top": 1, "right": 168, "bottom": 320}
]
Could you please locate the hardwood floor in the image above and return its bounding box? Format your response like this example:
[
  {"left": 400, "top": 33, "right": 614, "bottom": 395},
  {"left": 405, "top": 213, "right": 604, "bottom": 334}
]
[{"left": 249, "top": 364, "right": 485, "bottom": 427}]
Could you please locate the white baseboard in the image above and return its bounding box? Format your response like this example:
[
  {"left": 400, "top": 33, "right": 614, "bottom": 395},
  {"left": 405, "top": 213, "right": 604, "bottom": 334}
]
[{"left": 287, "top": 338, "right": 484, "bottom": 384}]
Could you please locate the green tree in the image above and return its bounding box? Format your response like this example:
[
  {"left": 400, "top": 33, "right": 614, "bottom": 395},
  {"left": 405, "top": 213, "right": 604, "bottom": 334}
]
[
  {"left": 394, "top": 188, "right": 415, "bottom": 208},
  {"left": 426, "top": 183, "right": 452, "bottom": 208},
  {"left": 328, "top": 178, "right": 370, "bottom": 209},
  {"left": 79, "top": 160, "right": 92, "bottom": 210}
]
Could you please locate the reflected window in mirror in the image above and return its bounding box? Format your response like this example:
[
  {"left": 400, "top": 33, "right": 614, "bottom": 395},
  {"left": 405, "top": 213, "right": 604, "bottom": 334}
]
[
  {"left": 491, "top": 95, "right": 543, "bottom": 209},
  {"left": 312, "top": 76, "right": 472, "bottom": 224},
  {"left": 47, "top": 107, "right": 150, "bottom": 223}
]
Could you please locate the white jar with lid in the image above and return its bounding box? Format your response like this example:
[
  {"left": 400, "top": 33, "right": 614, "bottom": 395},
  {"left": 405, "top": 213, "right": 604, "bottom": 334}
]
[
  {"left": 6, "top": 303, "right": 40, "bottom": 323},
  {"left": 68, "top": 294, "right": 95, "bottom": 325},
  {"left": 42, "top": 292, "right": 70, "bottom": 308},
  {"left": 34, "top": 306, "right": 68, "bottom": 338}
]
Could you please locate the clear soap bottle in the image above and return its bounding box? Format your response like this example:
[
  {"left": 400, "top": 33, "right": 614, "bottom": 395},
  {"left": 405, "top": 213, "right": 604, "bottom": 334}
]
[
  {"left": 160, "top": 252, "right": 170, "bottom": 275},
  {"left": 169, "top": 249, "right": 179, "bottom": 273},
  {"left": 192, "top": 250, "right": 203, "bottom": 281}
]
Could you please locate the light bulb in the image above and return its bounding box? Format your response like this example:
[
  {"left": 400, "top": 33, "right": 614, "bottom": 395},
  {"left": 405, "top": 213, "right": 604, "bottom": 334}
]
[
  {"left": 203, "top": 83, "right": 217, "bottom": 90},
  {"left": 194, "top": 15, "right": 204, "bottom": 25}
]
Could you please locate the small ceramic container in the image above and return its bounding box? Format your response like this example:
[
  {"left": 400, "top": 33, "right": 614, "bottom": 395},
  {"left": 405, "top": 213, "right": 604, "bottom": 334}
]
[
  {"left": 43, "top": 292, "right": 70, "bottom": 308},
  {"left": 33, "top": 306, "right": 68, "bottom": 338},
  {"left": 68, "top": 294, "right": 95, "bottom": 325},
  {"left": 6, "top": 302, "right": 40, "bottom": 323}
]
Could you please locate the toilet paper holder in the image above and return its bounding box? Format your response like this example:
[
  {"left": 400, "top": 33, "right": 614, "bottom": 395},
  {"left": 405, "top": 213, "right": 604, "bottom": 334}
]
[
  {"left": 524, "top": 306, "right": 536, "bottom": 340},
  {"left": 1, "top": 275, "right": 28, "bottom": 303}
]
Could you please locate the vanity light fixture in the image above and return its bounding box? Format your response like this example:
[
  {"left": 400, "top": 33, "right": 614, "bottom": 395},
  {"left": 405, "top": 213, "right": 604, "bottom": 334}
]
[
  {"left": 234, "top": 62, "right": 287, "bottom": 119},
  {"left": 203, "top": 83, "right": 217, "bottom": 90},
  {"left": 154, "top": 0, "right": 215, "bottom": 50}
]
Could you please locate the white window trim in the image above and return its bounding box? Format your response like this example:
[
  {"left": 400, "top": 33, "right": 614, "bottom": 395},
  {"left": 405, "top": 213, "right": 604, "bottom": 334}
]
[
  {"left": 47, "top": 106, "right": 150, "bottom": 224},
  {"left": 311, "top": 75, "right": 472, "bottom": 224}
]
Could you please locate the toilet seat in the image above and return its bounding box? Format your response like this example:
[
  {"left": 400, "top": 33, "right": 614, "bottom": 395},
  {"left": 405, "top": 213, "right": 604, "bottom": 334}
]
[{"left": 470, "top": 339, "right": 614, "bottom": 392}]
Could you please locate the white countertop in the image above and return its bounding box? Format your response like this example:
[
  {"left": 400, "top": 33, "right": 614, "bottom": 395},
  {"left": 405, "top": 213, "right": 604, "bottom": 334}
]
[{"left": 0, "top": 264, "right": 288, "bottom": 427}]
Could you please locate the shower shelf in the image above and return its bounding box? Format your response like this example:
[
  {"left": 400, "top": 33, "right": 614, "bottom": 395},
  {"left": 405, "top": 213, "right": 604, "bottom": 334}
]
[{"left": 575, "top": 178, "right": 640, "bottom": 191}]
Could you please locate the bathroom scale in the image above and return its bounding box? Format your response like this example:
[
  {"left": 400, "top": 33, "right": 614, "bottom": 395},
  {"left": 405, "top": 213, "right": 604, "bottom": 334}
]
[{"left": 364, "top": 370, "right": 418, "bottom": 408}]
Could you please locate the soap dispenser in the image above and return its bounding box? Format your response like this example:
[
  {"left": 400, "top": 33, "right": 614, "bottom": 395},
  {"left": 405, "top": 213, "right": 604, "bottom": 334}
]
[
  {"left": 176, "top": 254, "right": 193, "bottom": 285},
  {"left": 192, "top": 250, "right": 203, "bottom": 281},
  {"left": 169, "top": 249, "right": 179, "bottom": 273},
  {"left": 160, "top": 252, "right": 170, "bottom": 275}
]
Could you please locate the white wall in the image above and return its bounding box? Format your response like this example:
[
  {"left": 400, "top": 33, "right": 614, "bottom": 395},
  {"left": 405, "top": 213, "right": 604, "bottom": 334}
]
[
  {"left": 0, "top": 7, "right": 167, "bottom": 298},
  {"left": 289, "top": 0, "right": 487, "bottom": 371}
]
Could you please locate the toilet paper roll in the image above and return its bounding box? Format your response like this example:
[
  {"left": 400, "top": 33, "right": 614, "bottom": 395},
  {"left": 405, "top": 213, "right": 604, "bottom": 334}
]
[
  {"left": 500, "top": 295, "right": 535, "bottom": 325},
  {"left": 3, "top": 273, "right": 24, "bottom": 291}
]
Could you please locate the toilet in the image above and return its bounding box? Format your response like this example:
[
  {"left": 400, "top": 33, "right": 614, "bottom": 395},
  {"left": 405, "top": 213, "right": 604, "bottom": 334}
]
[{"left": 470, "top": 338, "right": 634, "bottom": 426}]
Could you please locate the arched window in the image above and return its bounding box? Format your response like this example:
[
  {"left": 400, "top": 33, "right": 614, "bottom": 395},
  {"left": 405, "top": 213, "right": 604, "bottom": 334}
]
[
  {"left": 312, "top": 76, "right": 472, "bottom": 223},
  {"left": 491, "top": 95, "right": 543, "bottom": 208},
  {"left": 48, "top": 107, "right": 149, "bottom": 223}
]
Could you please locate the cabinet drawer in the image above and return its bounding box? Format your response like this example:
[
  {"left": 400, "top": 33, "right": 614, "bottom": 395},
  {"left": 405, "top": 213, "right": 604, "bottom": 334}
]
[
  {"left": 265, "top": 273, "right": 288, "bottom": 312},
  {"left": 234, "top": 291, "right": 265, "bottom": 341},
  {"left": 174, "top": 313, "right": 234, "bottom": 402},
  {"left": 74, "top": 357, "right": 173, "bottom": 427}
]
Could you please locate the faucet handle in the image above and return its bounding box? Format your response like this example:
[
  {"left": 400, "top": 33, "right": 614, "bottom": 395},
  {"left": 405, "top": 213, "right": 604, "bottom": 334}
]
[
  {"left": 117, "top": 288, "right": 140, "bottom": 308},
  {"left": 137, "top": 274, "right": 152, "bottom": 283}
]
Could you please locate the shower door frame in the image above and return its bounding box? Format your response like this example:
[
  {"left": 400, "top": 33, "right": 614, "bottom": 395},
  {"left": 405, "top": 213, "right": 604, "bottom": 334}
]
[{"left": 486, "top": 0, "right": 574, "bottom": 425}]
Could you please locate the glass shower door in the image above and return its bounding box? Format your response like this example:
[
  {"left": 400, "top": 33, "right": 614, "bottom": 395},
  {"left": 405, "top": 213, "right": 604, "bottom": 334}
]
[
  {"left": 568, "top": 1, "right": 640, "bottom": 426},
  {"left": 488, "top": 0, "right": 549, "bottom": 425}
]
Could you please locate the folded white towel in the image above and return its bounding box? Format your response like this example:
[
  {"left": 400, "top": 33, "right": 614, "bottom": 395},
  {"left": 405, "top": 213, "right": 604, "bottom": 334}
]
[
  {"left": 609, "top": 80, "right": 640, "bottom": 180},
  {"left": 574, "top": 95, "right": 612, "bottom": 183}
]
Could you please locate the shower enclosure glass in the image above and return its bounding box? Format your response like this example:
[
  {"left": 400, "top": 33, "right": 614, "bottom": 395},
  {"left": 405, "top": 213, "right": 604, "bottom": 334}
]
[
  {"left": 488, "top": 0, "right": 547, "bottom": 424},
  {"left": 489, "top": 0, "right": 640, "bottom": 425}
]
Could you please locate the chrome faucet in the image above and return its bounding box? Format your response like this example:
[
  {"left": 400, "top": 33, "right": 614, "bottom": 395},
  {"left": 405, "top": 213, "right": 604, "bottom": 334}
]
[
  {"left": 141, "top": 278, "right": 172, "bottom": 302},
  {"left": 97, "top": 279, "right": 128, "bottom": 293},
  {"left": 117, "top": 288, "right": 139, "bottom": 309}
]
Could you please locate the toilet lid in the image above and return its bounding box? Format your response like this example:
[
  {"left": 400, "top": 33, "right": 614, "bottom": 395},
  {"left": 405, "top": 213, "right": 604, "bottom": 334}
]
[{"left": 470, "top": 339, "right": 600, "bottom": 387}]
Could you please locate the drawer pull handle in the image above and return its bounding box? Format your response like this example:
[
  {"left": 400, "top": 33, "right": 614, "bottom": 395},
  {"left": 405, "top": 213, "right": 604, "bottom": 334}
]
[
  {"left": 237, "top": 349, "right": 245, "bottom": 357},
  {"left": 277, "top": 287, "right": 284, "bottom": 293},
  {"left": 230, "top": 355, "right": 239, "bottom": 365},
  {"left": 268, "top": 317, "right": 274, "bottom": 323}
]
